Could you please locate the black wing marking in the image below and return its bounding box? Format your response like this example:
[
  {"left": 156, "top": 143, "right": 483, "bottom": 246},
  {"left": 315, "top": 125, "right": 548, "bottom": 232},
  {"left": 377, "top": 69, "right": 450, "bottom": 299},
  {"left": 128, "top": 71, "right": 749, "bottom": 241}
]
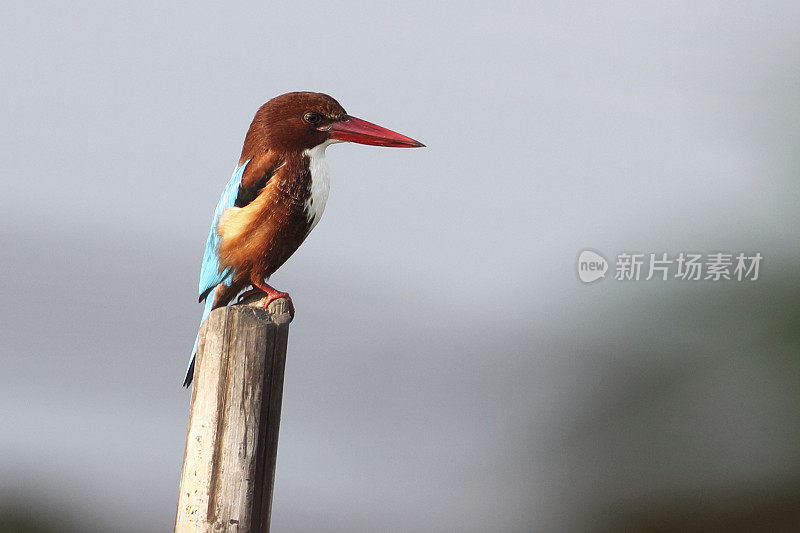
[{"left": 235, "top": 162, "right": 282, "bottom": 208}]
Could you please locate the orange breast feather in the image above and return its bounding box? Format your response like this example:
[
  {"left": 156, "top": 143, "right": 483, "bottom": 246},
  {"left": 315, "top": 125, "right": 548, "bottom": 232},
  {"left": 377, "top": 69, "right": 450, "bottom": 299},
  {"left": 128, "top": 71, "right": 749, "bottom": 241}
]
[{"left": 216, "top": 162, "right": 311, "bottom": 281}]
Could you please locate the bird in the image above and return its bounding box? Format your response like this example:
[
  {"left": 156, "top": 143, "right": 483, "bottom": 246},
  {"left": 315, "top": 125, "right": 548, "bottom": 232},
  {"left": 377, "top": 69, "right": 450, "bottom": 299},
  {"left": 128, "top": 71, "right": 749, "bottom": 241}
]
[{"left": 184, "top": 91, "right": 424, "bottom": 386}]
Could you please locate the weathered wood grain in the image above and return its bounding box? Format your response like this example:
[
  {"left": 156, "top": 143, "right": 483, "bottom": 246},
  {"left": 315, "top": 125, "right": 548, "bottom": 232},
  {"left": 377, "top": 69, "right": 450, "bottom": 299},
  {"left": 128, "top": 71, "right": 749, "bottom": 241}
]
[{"left": 175, "top": 296, "right": 292, "bottom": 533}]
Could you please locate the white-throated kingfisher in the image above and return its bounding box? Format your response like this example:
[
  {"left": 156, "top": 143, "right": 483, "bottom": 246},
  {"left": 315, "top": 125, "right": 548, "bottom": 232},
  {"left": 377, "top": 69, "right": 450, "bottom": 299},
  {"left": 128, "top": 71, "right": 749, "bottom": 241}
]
[{"left": 184, "top": 92, "right": 424, "bottom": 386}]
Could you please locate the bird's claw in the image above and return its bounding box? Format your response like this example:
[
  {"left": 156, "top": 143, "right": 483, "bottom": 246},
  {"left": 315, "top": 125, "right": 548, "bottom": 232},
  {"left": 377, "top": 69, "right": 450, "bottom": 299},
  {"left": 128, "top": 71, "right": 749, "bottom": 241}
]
[
  {"left": 262, "top": 291, "right": 294, "bottom": 318},
  {"left": 238, "top": 285, "right": 294, "bottom": 318}
]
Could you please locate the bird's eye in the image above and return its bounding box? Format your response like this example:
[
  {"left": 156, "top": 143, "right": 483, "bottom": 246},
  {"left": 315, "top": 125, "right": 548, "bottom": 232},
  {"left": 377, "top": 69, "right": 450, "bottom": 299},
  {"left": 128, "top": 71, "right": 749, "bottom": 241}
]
[{"left": 304, "top": 112, "right": 322, "bottom": 125}]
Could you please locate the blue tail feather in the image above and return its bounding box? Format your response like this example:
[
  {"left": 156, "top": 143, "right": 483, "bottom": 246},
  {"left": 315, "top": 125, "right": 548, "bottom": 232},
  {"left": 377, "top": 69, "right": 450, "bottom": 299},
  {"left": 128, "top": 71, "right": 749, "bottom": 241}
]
[{"left": 183, "top": 288, "right": 217, "bottom": 387}]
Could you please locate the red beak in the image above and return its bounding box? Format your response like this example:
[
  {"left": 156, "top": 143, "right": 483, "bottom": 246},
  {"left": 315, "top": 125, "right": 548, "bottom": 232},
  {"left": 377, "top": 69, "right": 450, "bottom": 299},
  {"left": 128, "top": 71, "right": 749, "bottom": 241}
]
[{"left": 327, "top": 115, "right": 425, "bottom": 148}]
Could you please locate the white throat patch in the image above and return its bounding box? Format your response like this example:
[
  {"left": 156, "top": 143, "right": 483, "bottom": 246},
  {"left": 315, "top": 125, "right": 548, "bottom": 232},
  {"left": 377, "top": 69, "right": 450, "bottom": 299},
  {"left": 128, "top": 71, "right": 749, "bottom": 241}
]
[{"left": 303, "top": 140, "right": 334, "bottom": 232}]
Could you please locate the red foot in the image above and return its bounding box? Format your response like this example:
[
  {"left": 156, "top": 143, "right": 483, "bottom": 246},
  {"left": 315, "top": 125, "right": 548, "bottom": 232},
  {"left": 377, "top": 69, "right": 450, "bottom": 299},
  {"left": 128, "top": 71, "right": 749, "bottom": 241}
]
[{"left": 238, "top": 282, "right": 294, "bottom": 317}]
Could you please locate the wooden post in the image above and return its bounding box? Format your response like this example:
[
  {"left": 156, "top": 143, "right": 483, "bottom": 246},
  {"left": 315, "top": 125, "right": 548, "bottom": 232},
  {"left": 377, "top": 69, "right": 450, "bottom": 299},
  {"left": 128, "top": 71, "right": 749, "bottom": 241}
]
[{"left": 175, "top": 296, "right": 292, "bottom": 533}]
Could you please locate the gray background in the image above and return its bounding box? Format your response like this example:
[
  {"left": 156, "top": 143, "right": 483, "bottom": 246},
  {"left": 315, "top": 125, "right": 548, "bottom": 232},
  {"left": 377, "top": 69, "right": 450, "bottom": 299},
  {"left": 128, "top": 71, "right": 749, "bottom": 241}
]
[{"left": 2, "top": 2, "right": 799, "bottom": 531}]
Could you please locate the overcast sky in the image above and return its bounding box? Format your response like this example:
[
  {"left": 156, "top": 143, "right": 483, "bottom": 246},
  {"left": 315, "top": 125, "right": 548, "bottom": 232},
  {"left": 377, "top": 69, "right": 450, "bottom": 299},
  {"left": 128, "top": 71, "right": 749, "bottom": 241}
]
[{"left": 2, "top": 2, "right": 799, "bottom": 531}]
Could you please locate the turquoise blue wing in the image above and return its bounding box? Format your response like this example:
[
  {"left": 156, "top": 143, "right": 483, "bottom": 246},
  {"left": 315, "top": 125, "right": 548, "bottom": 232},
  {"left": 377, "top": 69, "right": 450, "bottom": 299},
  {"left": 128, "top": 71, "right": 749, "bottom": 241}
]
[
  {"left": 198, "top": 159, "right": 251, "bottom": 302},
  {"left": 185, "top": 159, "right": 250, "bottom": 387}
]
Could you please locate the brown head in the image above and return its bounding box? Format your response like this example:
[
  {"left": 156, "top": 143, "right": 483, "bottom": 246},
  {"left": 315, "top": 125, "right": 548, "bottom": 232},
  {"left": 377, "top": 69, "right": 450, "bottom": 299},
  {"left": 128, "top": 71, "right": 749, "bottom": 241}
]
[{"left": 240, "top": 91, "right": 424, "bottom": 161}]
